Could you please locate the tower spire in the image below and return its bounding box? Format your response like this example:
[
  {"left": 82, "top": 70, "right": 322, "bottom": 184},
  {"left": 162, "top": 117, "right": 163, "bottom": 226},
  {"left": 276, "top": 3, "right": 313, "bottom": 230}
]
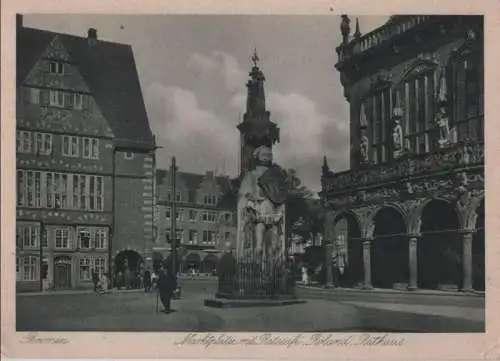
[
  {"left": 354, "top": 18, "right": 361, "bottom": 38},
  {"left": 237, "top": 50, "right": 280, "bottom": 176}
]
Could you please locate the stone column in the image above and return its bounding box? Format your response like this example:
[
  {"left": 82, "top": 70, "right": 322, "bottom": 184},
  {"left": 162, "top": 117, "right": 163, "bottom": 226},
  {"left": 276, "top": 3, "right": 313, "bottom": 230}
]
[
  {"left": 408, "top": 236, "right": 418, "bottom": 290},
  {"left": 362, "top": 240, "right": 372, "bottom": 289},
  {"left": 324, "top": 242, "right": 334, "bottom": 288},
  {"left": 461, "top": 230, "right": 474, "bottom": 292}
]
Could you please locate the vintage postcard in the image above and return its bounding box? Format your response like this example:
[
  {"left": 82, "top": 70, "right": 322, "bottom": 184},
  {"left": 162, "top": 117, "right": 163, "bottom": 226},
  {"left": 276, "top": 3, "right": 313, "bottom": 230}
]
[{"left": 1, "top": 0, "right": 499, "bottom": 359}]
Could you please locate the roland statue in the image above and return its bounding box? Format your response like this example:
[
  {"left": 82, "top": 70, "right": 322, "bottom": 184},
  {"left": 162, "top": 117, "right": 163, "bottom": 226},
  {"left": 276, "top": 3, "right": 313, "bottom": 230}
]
[{"left": 236, "top": 145, "right": 288, "bottom": 274}]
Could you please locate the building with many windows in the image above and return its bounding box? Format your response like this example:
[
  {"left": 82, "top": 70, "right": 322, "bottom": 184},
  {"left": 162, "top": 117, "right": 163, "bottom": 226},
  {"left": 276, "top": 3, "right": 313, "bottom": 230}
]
[
  {"left": 321, "top": 16, "right": 484, "bottom": 292},
  {"left": 16, "top": 17, "right": 156, "bottom": 291},
  {"left": 153, "top": 169, "right": 237, "bottom": 274}
]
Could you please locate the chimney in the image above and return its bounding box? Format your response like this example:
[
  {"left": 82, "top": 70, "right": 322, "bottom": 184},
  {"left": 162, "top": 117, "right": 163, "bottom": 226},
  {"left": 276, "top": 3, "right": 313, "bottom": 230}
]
[
  {"left": 87, "top": 28, "right": 98, "bottom": 47},
  {"left": 16, "top": 14, "right": 23, "bottom": 31}
]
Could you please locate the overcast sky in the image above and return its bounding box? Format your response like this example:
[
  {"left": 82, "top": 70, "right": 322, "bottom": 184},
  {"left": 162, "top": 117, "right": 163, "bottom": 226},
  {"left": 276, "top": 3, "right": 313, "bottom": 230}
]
[{"left": 24, "top": 15, "right": 388, "bottom": 193}]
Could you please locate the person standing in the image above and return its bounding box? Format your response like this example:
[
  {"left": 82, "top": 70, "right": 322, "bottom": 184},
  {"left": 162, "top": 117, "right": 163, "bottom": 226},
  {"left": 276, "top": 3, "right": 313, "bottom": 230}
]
[{"left": 158, "top": 265, "right": 177, "bottom": 313}]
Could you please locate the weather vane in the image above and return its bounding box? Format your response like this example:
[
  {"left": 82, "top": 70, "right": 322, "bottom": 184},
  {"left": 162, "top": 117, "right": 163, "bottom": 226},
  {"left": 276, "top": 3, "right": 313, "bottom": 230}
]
[{"left": 251, "top": 48, "right": 260, "bottom": 67}]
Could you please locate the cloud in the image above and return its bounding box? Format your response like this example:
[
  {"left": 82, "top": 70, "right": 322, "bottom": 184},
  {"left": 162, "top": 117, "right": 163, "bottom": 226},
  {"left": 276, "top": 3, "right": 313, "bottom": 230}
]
[
  {"left": 145, "top": 83, "right": 240, "bottom": 174},
  {"left": 148, "top": 52, "right": 349, "bottom": 192},
  {"left": 187, "top": 51, "right": 246, "bottom": 91}
]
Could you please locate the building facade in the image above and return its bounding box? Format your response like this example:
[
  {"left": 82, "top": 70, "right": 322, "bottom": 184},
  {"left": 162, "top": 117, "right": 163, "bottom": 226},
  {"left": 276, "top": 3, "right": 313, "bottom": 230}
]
[
  {"left": 153, "top": 169, "right": 237, "bottom": 274},
  {"left": 16, "top": 17, "right": 155, "bottom": 292},
  {"left": 321, "top": 16, "right": 484, "bottom": 292}
]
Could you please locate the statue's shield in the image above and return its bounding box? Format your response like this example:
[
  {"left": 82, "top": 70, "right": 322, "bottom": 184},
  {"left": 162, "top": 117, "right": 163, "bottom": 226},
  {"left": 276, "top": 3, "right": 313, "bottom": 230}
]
[{"left": 258, "top": 165, "right": 289, "bottom": 206}]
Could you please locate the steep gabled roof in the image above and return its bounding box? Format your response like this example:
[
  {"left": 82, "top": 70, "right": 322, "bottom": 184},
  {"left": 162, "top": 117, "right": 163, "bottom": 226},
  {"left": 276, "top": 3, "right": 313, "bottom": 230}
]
[{"left": 17, "top": 26, "right": 155, "bottom": 150}]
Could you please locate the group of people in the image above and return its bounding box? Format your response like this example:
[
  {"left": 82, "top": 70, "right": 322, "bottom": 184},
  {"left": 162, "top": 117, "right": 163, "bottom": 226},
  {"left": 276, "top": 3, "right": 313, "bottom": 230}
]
[{"left": 92, "top": 264, "right": 177, "bottom": 314}]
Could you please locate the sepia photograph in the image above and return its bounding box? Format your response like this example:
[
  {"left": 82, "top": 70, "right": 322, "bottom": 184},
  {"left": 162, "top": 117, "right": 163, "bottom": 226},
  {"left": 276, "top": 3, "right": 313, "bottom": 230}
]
[{"left": 13, "top": 12, "right": 485, "bottom": 335}]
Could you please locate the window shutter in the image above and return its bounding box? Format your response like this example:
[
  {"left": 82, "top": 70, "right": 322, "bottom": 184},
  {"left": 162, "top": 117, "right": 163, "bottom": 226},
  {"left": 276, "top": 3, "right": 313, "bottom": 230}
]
[{"left": 40, "top": 89, "right": 49, "bottom": 105}]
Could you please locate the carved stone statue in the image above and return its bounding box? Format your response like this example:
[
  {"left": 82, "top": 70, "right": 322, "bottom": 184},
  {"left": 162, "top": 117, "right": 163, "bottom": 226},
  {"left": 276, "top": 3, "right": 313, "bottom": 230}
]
[
  {"left": 392, "top": 108, "right": 404, "bottom": 156},
  {"left": 360, "top": 135, "right": 369, "bottom": 163},
  {"left": 436, "top": 103, "right": 450, "bottom": 147},
  {"left": 340, "top": 15, "right": 351, "bottom": 44},
  {"left": 236, "top": 145, "right": 287, "bottom": 274}
]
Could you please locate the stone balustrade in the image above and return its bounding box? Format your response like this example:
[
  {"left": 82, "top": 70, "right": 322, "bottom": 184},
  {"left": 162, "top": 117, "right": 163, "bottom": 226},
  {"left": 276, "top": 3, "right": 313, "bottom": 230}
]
[
  {"left": 322, "top": 141, "right": 484, "bottom": 194},
  {"left": 337, "top": 15, "right": 432, "bottom": 63}
]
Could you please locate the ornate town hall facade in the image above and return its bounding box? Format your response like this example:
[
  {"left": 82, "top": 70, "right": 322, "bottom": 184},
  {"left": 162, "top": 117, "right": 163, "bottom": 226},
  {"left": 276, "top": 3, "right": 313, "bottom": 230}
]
[{"left": 321, "top": 16, "right": 484, "bottom": 292}]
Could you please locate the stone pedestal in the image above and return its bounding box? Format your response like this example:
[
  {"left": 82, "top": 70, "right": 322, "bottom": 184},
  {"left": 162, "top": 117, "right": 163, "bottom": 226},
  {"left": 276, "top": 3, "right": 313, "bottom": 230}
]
[
  {"left": 408, "top": 237, "right": 418, "bottom": 290},
  {"left": 362, "top": 240, "right": 372, "bottom": 289},
  {"left": 461, "top": 231, "right": 474, "bottom": 292}
]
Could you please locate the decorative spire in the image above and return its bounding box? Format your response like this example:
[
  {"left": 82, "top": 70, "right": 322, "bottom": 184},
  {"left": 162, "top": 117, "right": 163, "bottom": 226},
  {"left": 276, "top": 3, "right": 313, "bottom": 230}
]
[
  {"left": 322, "top": 155, "right": 333, "bottom": 176},
  {"left": 251, "top": 48, "right": 260, "bottom": 68},
  {"left": 354, "top": 18, "right": 361, "bottom": 38}
]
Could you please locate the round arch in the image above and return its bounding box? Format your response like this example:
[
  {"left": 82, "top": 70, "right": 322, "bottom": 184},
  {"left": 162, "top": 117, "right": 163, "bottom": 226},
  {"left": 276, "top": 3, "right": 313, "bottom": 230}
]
[
  {"left": 332, "top": 212, "right": 363, "bottom": 287},
  {"left": 201, "top": 255, "right": 219, "bottom": 274},
  {"left": 371, "top": 206, "right": 408, "bottom": 289},
  {"left": 473, "top": 199, "right": 485, "bottom": 291},
  {"left": 185, "top": 253, "right": 201, "bottom": 273},
  {"left": 419, "top": 199, "right": 461, "bottom": 290},
  {"left": 114, "top": 250, "right": 143, "bottom": 273}
]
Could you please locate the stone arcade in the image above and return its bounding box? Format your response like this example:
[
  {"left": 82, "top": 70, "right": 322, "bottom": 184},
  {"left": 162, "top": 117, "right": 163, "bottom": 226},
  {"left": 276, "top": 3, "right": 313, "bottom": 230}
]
[{"left": 321, "top": 16, "right": 484, "bottom": 292}]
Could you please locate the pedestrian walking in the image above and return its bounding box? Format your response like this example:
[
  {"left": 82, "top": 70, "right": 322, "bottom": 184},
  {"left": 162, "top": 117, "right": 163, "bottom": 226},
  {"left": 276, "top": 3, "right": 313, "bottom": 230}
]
[
  {"left": 92, "top": 269, "right": 99, "bottom": 292},
  {"left": 144, "top": 268, "right": 152, "bottom": 292},
  {"left": 157, "top": 265, "right": 177, "bottom": 314}
]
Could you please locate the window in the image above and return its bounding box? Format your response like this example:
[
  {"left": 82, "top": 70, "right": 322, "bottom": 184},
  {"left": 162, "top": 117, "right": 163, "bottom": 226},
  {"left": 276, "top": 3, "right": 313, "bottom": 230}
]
[
  {"left": 49, "top": 90, "right": 65, "bottom": 107},
  {"left": 95, "top": 229, "right": 107, "bottom": 249},
  {"left": 401, "top": 71, "right": 436, "bottom": 154},
  {"left": 176, "top": 229, "right": 184, "bottom": 242},
  {"left": 82, "top": 137, "right": 99, "bottom": 159},
  {"left": 165, "top": 208, "right": 171, "bottom": 219},
  {"left": 204, "top": 194, "right": 217, "bottom": 205},
  {"left": 94, "top": 257, "right": 106, "bottom": 276},
  {"left": 96, "top": 177, "right": 103, "bottom": 211},
  {"left": 34, "top": 132, "right": 52, "bottom": 155},
  {"left": 62, "top": 135, "right": 79, "bottom": 157},
  {"left": 166, "top": 191, "right": 172, "bottom": 201},
  {"left": 202, "top": 230, "right": 216, "bottom": 244},
  {"left": 80, "top": 257, "right": 107, "bottom": 279},
  {"left": 55, "top": 228, "right": 71, "bottom": 249},
  {"left": 176, "top": 208, "right": 183, "bottom": 221},
  {"left": 16, "top": 223, "right": 39, "bottom": 249},
  {"left": 175, "top": 192, "right": 182, "bottom": 202},
  {"left": 124, "top": 152, "right": 134, "bottom": 160},
  {"left": 79, "top": 258, "right": 91, "bottom": 280},
  {"left": 79, "top": 228, "right": 91, "bottom": 249},
  {"left": 17, "top": 131, "right": 32, "bottom": 153},
  {"left": 49, "top": 61, "right": 64, "bottom": 74},
  {"left": 46, "top": 172, "right": 53, "bottom": 208},
  {"left": 91, "top": 139, "right": 99, "bottom": 159},
  {"left": 26, "top": 171, "right": 34, "bottom": 207},
  {"left": 73, "top": 93, "right": 84, "bottom": 110},
  {"left": 34, "top": 172, "right": 41, "bottom": 207},
  {"left": 203, "top": 212, "right": 217, "bottom": 224},
  {"left": 23, "top": 87, "right": 40, "bottom": 104},
  {"left": 189, "top": 230, "right": 198, "bottom": 244},
  {"left": 54, "top": 173, "right": 61, "bottom": 208},
  {"left": 17, "top": 170, "right": 25, "bottom": 206},
  {"left": 83, "top": 138, "right": 91, "bottom": 158},
  {"left": 22, "top": 256, "right": 37, "bottom": 281},
  {"left": 79, "top": 175, "right": 86, "bottom": 210},
  {"left": 189, "top": 210, "right": 197, "bottom": 222},
  {"left": 89, "top": 176, "right": 95, "bottom": 210},
  {"left": 165, "top": 228, "right": 171, "bottom": 243}
]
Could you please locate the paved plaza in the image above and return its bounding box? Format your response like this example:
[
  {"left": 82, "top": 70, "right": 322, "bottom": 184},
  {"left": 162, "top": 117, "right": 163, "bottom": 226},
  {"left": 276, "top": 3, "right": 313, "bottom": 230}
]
[{"left": 16, "top": 279, "right": 484, "bottom": 332}]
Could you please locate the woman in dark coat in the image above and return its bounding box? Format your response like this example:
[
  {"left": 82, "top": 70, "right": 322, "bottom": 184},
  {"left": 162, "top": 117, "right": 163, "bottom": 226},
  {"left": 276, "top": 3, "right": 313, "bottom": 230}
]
[{"left": 158, "top": 266, "right": 177, "bottom": 313}]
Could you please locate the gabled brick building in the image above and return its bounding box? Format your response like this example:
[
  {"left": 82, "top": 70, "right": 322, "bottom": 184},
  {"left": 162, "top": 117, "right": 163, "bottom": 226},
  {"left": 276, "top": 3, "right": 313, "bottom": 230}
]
[
  {"left": 154, "top": 169, "right": 237, "bottom": 274},
  {"left": 16, "top": 16, "right": 156, "bottom": 291}
]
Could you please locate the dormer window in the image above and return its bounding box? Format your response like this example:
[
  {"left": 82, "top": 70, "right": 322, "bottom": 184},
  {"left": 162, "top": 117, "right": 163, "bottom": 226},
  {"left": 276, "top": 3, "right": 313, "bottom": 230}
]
[
  {"left": 124, "top": 152, "right": 134, "bottom": 160},
  {"left": 49, "top": 61, "right": 64, "bottom": 75}
]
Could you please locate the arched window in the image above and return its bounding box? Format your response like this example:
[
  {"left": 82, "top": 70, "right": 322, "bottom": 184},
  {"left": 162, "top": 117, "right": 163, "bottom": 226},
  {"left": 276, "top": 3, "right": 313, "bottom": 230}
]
[
  {"left": 361, "top": 75, "right": 392, "bottom": 164},
  {"left": 447, "top": 44, "right": 483, "bottom": 143},
  {"left": 399, "top": 60, "right": 437, "bottom": 155}
]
